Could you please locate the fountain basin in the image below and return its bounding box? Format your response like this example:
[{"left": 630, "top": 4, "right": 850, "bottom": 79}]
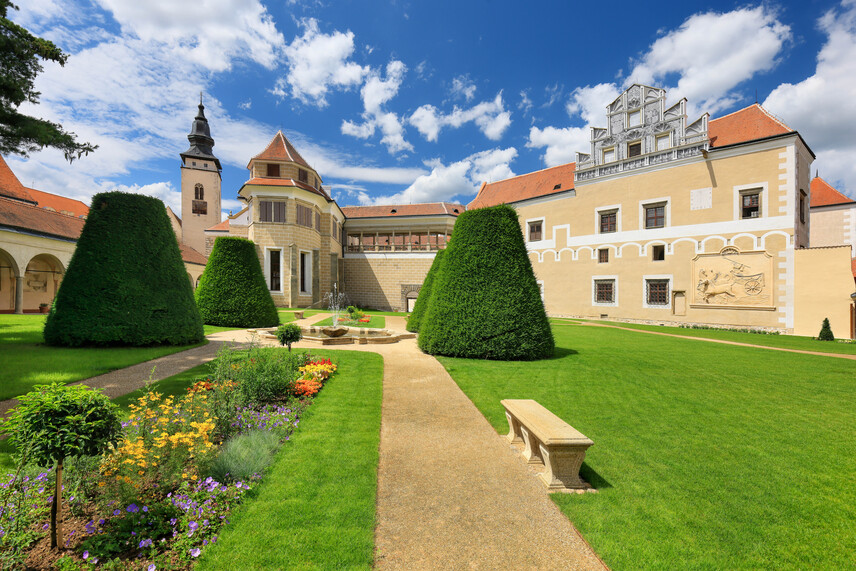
[{"left": 259, "top": 326, "right": 415, "bottom": 345}]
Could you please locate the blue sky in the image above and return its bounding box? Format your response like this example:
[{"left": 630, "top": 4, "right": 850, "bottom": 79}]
[{"left": 10, "top": 0, "right": 856, "bottom": 219}]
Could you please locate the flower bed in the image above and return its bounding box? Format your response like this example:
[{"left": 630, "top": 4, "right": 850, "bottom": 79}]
[{"left": 0, "top": 345, "right": 338, "bottom": 570}]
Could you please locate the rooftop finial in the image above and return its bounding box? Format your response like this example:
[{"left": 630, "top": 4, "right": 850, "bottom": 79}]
[{"left": 200, "top": 92, "right": 203, "bottom": 105}]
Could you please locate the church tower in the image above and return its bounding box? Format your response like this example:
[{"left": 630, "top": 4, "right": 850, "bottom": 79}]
[{"left": 180, "top": 98, "right": 221, "bottom": 254}]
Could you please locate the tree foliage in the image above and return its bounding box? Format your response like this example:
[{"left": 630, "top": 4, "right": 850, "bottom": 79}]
[
  {"left": 43, "top": 192, "right": 204, "bottom": 346},
  {"left": 818, "top": 317, "right": 834, "bottom": 341},
  {"left": 406, "top": 248, "right": 445, "bottom": 333},
  {"left": 0, "top": 1, "right": 96, "bottom": 161},
  {"left": 418, "top": 204, "right": 555, "bottom": 360},
  {"left": 195, "top": 236, "right": 279, "bottom": 328},
  {"left": 276, "top": 323, "right": 303, "bottom": 351}
]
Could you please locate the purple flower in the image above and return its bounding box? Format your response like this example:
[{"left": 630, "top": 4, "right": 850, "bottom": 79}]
[
  {"left": 113, "top": 509, "right": 121, "bottom": 516},
  {"left": 127, "top": 503, "right": 139, "bottom": 513},
  {"left": 142, "top": 506, "right": 148, "bottom": 513},
  {"left": 148, "top": 565, "right": 156, "bottom": 571},
  {"left": 188, "top": 520, "right": 199, "bottom": 531},
  {"left": 190, "top": 547, "right": 201, "bottom": 558},
  {"left": 83, "top": 551, "right": 89, "bottom": 560}
]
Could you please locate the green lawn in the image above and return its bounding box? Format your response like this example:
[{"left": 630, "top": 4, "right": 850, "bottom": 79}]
[
  {"left": 0, "top": 315, "right": 207, "bottom": 402},
  {"left": 198, "top": 350, "right": 383, "bottom": 570},
  {"left": 438, "top": 322, "right": 856, "bottom": 569},
  {"left": 276, "top": 309, "right": 326, "bottom": 320},
  {"left": 584, "top": 319, "right": 856, "bottom": 355},
  {"left": 312, "top": 314, "right": 386, "bottom": 329}
]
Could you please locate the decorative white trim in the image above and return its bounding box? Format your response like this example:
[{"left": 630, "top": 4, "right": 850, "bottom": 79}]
[
  {"left": 639, "top": 196, "right": 671, "bottom": 230},
  {"left": 592, "top": 275, "right": 619, "bottom": 307},
  {"left": 642, "top": 274, "right": 672, "bottom": 309},
  {"left": 733, "top": 182, "right": 769, "bottom": 221},
  {"left": 263, "top": 247, "right": 284, "bottom": 294}
]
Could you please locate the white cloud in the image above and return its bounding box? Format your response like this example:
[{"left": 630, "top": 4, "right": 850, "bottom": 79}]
[
  {"left": 527, "top": 125, "right": 588, "bottom": 167},
  {"left": 362, "top": 147, "right": 517, "bottom": 205},
  {"left": 566, "top": 83, "right": 620, "bottom": 126},
  {"left": 543, "top": 84, "right": 563, "bottom": 108},
  {"left": 450, "top": 75, "right": 477, "bottom": 101},
  {"left": 518, "top": 89, "right": 533, "bottom": 114},
  {"left": 628, "top": 6, "right": 790, "bottom": 115},
  {"left": 340, "top": 61, "right": 413, "bottom": 154},
  {"left": 408, "top": 92, "right": 512, "bottom": 142},
  {"left": 275, "top": 18, "right": 366, "bottom": 107},
  {"left": 764, "top": 0, "right": 856, "bottom": 197}
]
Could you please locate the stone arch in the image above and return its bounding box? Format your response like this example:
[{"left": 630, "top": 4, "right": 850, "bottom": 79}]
[
  {"left": 194, "top": 183, "right": 204, "bottom": 201},
  {"left": 24, "top": 253, "right": 65, "bottom": 312},
  {"left": 0, "top": 248, "right": 20, "bottom": 312},
  {"left": 400, "top": 284, "right": 421, "bottom": 312}
]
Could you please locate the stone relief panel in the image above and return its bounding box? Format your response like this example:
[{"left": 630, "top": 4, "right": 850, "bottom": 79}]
[{"left": 692, "top": 249, "right": 773, "bottom": 308}]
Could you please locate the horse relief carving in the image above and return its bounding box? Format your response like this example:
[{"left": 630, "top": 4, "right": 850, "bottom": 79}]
[{"left": 692, "top": 251, "right": 772, "bottom": 307}]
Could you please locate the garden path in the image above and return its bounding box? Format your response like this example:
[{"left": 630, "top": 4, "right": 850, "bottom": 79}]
[{"left": 209, "top": 317, "right": 607, "bottom": 570}]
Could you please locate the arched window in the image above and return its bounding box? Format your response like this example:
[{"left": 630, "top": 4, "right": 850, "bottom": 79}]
[{"left": 194, "top": 183, "right": 204, "bottom": 200}]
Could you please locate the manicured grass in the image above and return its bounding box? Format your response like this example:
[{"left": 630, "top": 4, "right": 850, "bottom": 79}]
[
  {"left": 276, "top": 308, "right": 326, "bottom": 319},
  {"left": 312, "top": 315, "right": 386, "bottom": 329},
  {"left": 203, "top": 324, "right": 245, "bottom": 335},
  {"left": 586, "top": 319, "right": 856, "bottom": 355},
  {"left": 438, "top": 322, "right": 856, "bottom": 569},
  {"left": 197, "top": 349, "right": 383, "bottom": 570},
  {"left": 0, "top": 315, "right": 206, "bottom": 402}
]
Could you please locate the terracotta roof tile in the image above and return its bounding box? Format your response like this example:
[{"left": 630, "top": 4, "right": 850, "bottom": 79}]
[
  {"left": 852, "top": 258, "right": 856, "bottom": 279},
  {"left": 0, "top": 156, "right": 36, "bottom": 204},
  {"left": 249, "top": 131, "right": 313, "bottom": 171},
  {"left": 242, "top": 177, "right": 332, "bottom": 201},
  {"left": 467, "top": 162, "right": 576, "bottom": 210},
  {"left": 810, "top": 176, "right": 855, "bottom": 207},
  {"left": 0, "top": 196, "right": 84, "bottom": 240},
  {"left": 206, "top": 219, "right": 230, "bottom": 232},
  {"left": 179, "top": 243, "right": 208, "bottom": 266},
  {"left": 340, "top": 202, "right": 464, "bottom": 219},
  {"left": 708, "top": 104, "right": 792, "bottom": 148},
  {"left": 25, "top": 187, "right": 89, "bottom": 218}
]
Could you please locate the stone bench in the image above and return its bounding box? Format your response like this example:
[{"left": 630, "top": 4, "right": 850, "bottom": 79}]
[
  {"left": 501, "top": 399, "right": 593, "bottom": 491},
  {"left": 293, "top": 311, "right": 304, "bottom": 320}
]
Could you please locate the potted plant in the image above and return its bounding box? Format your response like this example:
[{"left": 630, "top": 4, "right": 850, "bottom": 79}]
[{"left": 39, "top": 302, "right": 50, "bottom": 314}]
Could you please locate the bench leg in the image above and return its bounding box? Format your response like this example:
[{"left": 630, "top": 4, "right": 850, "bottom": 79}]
[
  {"left": 504, "top": 411, "right": 523, "bottom": 444},
  {"left": 537, "top": 444, "right": 589, "bottom": 490},
  {"left": 520, "top": 426, "right": 544, "bottom": 465}
]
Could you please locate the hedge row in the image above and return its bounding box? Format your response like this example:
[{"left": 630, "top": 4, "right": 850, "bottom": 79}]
[{"left": 406, "top": 249, "right": 445, "bottom": 333}]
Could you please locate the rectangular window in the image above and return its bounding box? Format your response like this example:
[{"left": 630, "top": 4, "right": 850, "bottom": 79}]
[
  {"left": 628, "top": 109, "right": 641, "bottom": 127},
  {"left": 646, "top": 279, "right": 669, "bottom": 306},
  {"left": 272, "top": 202, "right": 285, "bottom": 223},
  {"left": 595, "top": 280, "right": 615, "bottom": 303},
  {"left": 741, "top": 192, "right": 760, "bottom": 218},
  {"left": 298, "top": 169, "right": 309, "bottom": 183},
  {"left": 300, "top": 252, "right": 311, "bottom": 294},
  {"left": 529, "top": 221, "right": 542, "bottom": 241},
  {"left": 602, "top": 147, "right": 615, "bottom": 163},
  {"left": 651, "top": 244, "right": 665, "bottom": 261},
  {"left": 645, "top": 204, "right": 666, "bottom": 228},
  {"left": 191, "top": 200, "right": 207, "bottom": 215},
  {"left": 799, "top": 190, "right": 806, "bottom": 223},
  {"left": 656, "top": 133, "right": 670, "bottom": 151},
  {"left": 628, "top": 141, "right": 642, "bottom": 158},
  {"left": 259, "top": 201, "right": 272, "bottom": 222},
  {"left": 297, "top": 204, "right": 312, "bottom": 227},
  {"left": 314, "top": 176, "right": 319, "bottom": 189},
  {"left": 315, "top": 212, "right": 321, "bottom": 231},
  {"left": 598, "top": 248, "right": 609, "bottom": 263},
  {"left": 600, "top": 210, "right": 617, "bottom": 233},
  {"left": 266, "top": 163, "right": 280, "bottom": 177},
  {"left": 269, "top": 250, "right": 281, "bottom": 291}
]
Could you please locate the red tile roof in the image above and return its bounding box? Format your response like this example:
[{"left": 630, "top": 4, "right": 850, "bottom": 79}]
[
  {"left": 0, "top": 156, "right": 36, "bottom": 204},
  {"left": 26, "top": 187, "right": 89, "bottom": 218},
  {"left": 179, "top": 243, "right": 208, "bottom": 266},
  {"left": 241, "top": 177, "right": 332, "bottom": 201},
  {"left": 708, "top": 104, "right": 792, "bottom": 148},
  {"left": 810, "top": 176, "right": 854, "bottom": 207},
  {"left": 467, "top": 162, "right": 576, "bottom": 210},
  {"left": 249, "top": 131, "right": 313, "bottom": 171},
  {"left": 207, "top": 219, "right": 230, "bottom": 231},
  {"left": 0, "top": 196, "right": 84, "bottom": 240},
  {"left": 341, "top": 202, "right": 464, "bottom": 219},
  {"left": 852, "top": 258, "right": 856, "bottom": 280}
]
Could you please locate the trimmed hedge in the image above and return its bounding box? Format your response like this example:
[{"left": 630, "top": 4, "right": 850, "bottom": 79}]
[
  {"left": 406, "top": 248, "right": 445, "bottom": 333},
  {"left": 195, "top": 236, "right": 279, "bottom": 328},
  {"left": 44, "top": 192, "right": 204, "bottom": 346},
  {"left": 418, "top": 204, "right": 554, "bottom": 360}
]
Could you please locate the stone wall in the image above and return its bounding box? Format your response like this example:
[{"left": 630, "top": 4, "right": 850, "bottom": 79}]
[{"left": 344, "top": 252, "right": 436, "bottom": 311}]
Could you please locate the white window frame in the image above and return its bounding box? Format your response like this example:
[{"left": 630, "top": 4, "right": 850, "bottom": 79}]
[
  {"left": 526, "top": 216, "right": 546, "bottom": 243},
  {"left": 627, "top": 109, "right": 641, "bottom": 128},
  {"left": 655, "top": 133, "right": 671, "bottom": 151},
  {"left": 592, "top": 275, "right": 619, "bottom": 307},
  {"left": 602, "top": 147, "right": 615, "bottom": 163},
  {"left": 733, "top": 183, "right": 768, "bottom": 221},
  {"left": 299, "top": 250, "right": 312, "bottom": 295},
  {"left": 264, "top": 247, "right": 284, "bottom": 294},
  {"left": 642, "top": 274, "right": 672, "bottom": 309},
  {"left": 627, "top": 139, "right": 642, "bottom": 158},
  {"left": 595, "top": 204, "right": 622, "bottom": 234},
  {"left": 639, "top": 197, "right": 671, "bottom": 230}
]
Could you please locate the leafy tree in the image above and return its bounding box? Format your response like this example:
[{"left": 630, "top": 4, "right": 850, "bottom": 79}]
[
  {"left": 195, "top": 236, "right": 279, "bottom": 328},
  {"left": 419, "top": 204, "right": 555, "bottom": 360},
  {"left": 406, "top": 248, "right": 445, "bottom": 333},
  {"left": 818, "top": 317, "right": 834, "bottom": 341},
  {"left": 3, "top": 384, "right": 121, "bottom": 549},
  {"left": 276, "top": 323, "right": 303, "bottom": 351},
  {"left": 0, "top": 1, "right": 96, "bottom": 161},
  {"left": 43, "top": 192, "right": 204, "bottom": 346}
]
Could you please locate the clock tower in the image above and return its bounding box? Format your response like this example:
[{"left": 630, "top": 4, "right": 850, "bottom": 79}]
[{"left": 180, "top": 98, "right": 221, "bottom": 254}]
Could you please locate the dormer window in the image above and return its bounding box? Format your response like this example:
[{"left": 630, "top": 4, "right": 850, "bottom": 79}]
[
  {"left": 627, "top": 109, "right": 641, "bottom": 127},
  {"left": 391, "top": 209, "right": 397, "bottom": 214},
  {"left": 628, "top": 141, "right": 642, "bottom": 158},
  {"left": 602, "top": 148, "right": 615, "bottom": 163},
  {"left": 553, "top": 183, "right": 562, "bottom": 190},
  {"left": 298, "top": 169, "right": 308, "bottom": 183},
  {"left": 266, "top": 163, "right": 280, "bottom": 177}
]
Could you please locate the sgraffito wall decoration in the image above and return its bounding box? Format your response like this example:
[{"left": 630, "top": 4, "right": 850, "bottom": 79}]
[{"left": 692, "top": 248, "right": 774, "bottom": 308}]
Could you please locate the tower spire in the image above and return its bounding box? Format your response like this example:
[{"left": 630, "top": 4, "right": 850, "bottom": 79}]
[{"left": 181, "top": 98, "right": 221, "bottom": 170}]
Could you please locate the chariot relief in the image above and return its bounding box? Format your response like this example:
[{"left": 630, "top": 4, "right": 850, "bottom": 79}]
[{"left": 692, "top": 249, "right": 773, "bottom": 308}]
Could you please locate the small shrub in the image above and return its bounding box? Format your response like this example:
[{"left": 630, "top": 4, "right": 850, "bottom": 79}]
[
  {"left": 208, "top": 430, "right": 280, "bottom": 483},
  {"left": 222, "top": 345, "right": 306, "bottom": 404},
  {"left": 276, "top": 323, "right": 303, "bottom": 351},
  {"left": 818, "top": 317, "right": 835, "bottom": 341}
]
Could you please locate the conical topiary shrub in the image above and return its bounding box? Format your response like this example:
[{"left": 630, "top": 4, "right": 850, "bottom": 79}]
[
  {"left": 406, "top": 248, "right": 445, "bottom": 333},
  {"left": 818, "top": 317, "right": 835, "bottom": 341},
  {"left": 44, "top": 192, "right": 204, "bottom": 346},
  {"left": 418, "top": 204, "right": 554, "bottom": 360},
  {"left": 195, "top": 236, "right": 279, "bottom": 328}
]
